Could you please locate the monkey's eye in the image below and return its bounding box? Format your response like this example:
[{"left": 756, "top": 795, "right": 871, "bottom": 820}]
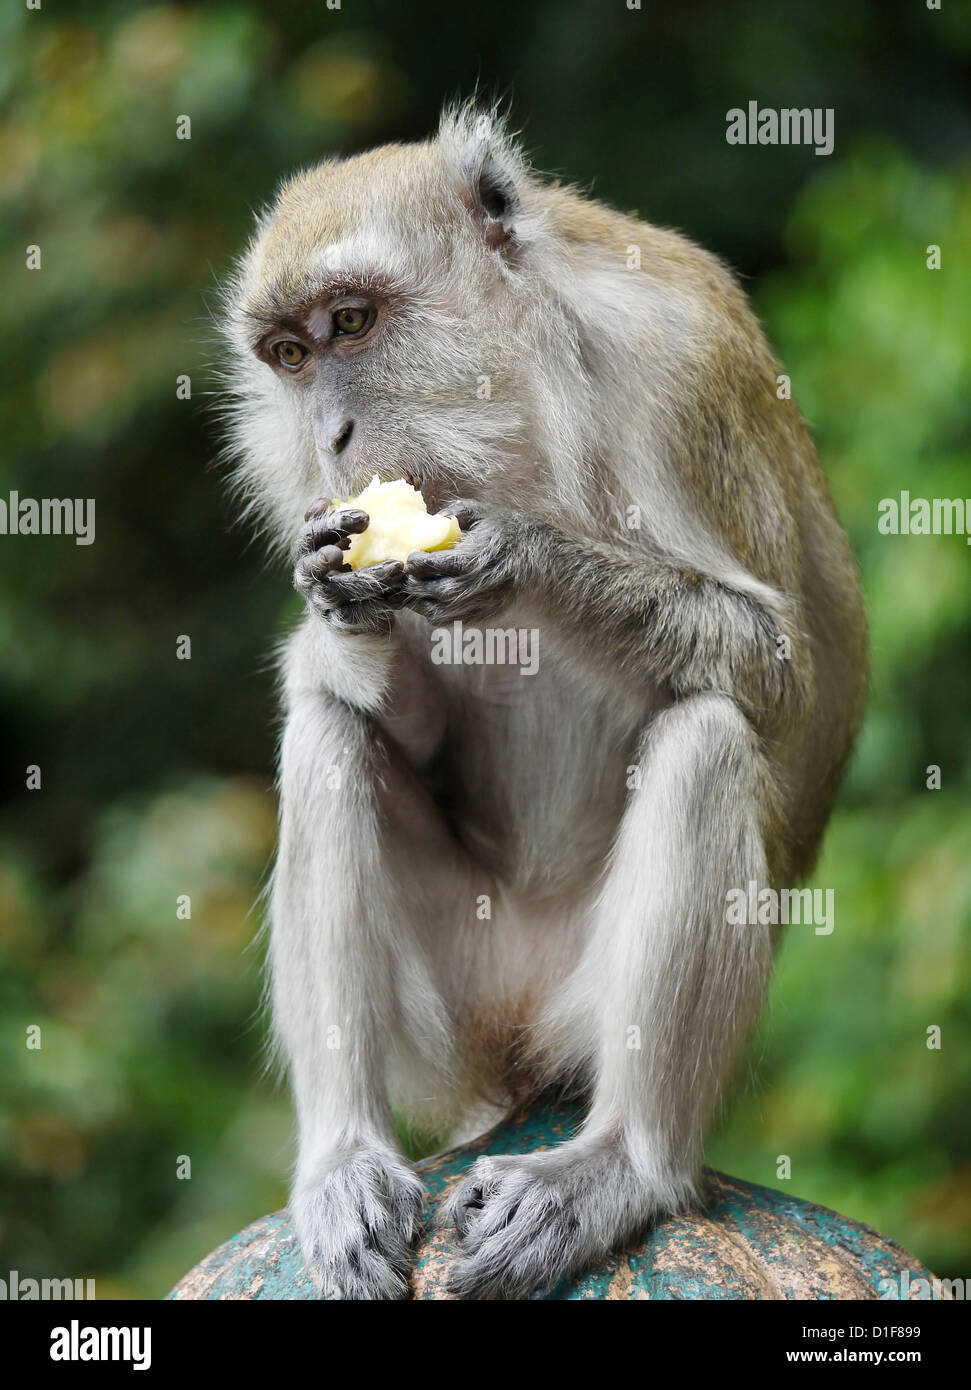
[
  {"left": 333, "top": 305, "right": 372, "bottom": 337},
  {"left": 273, "top": 340, "right": 309, "bottom": 368}
]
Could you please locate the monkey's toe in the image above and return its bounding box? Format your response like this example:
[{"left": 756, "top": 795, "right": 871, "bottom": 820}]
[
  {"left": 452, "top": 1183, "right": 486, "bottom": 1237},
  {"left": 442, "top": 1156, "right": 580, "bottom": 1299},
  {"left": 442, "top": 1144, "right": 674, "bottom": 1300},
  {"left": 448, "top": 1181, "right": 581, "bottom": 1299}
]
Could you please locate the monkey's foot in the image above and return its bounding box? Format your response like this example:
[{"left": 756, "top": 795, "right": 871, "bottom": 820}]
[
  {"left": 172, "top": 1102, "right": 946, "bottom": 1301},
  {"left": 291, "top": 1146, "right": 424, "bottom": 1300},
  {"left": 443, "top": 1138, "right": 693, "bottom": 1300}
]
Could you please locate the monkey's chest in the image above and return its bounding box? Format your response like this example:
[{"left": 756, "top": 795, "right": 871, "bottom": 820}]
[{"left": 431, "top": 638, "right": 648, "bottom": 896}]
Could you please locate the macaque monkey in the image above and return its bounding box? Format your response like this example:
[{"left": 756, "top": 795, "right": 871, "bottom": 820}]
[{"left": 220, "top": 106, "right": 866, "bottom": 1299}]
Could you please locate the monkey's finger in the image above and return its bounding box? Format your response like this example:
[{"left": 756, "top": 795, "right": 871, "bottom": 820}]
[
  {"left": 326, "top": 597, "right": 399, "bottom": 636},
  {"left": 302, "top": 508, "right": 370, "bottom": 552},
  {"left": 438, "top": 500, "right": 480, "bottom": 532},
  {"left": 355, "top": 559, "right": 407, "bottom": 590},
  {"left": 303, "top": 497, "right": 369, "bottom": 528},
  {"left": 304, "top": 496, "right": 333, "bottom": 521},
  {"left": 405, "top": 598, "right": 443, "bottom": 621},
  {"left": 401, "top": 573, "right": 467, "bottom": 617},
  {"left": 404, "top": 549, "right": 474, "bottom": 580},
  {"left": 307, "top": 545, "right": 347, "bottom": 578},
  {"left": 324, "top": 560, "right": 405, "bottom": 603}
]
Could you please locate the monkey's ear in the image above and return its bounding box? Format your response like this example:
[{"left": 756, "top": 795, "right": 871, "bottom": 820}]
[
  {"left": 461, "top": 149, "right": 522, "bottom": 251},
  {"left": 441, "top": 108, "right": 524, "bottom": 252}
]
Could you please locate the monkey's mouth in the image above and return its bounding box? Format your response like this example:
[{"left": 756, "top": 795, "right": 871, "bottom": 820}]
[{"left": 341, "top": 464, "right": 446, "bottom": 515}]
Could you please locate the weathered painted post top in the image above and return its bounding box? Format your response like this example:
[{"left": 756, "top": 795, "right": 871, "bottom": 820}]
[{"left": 170, "top": 1105, "right": 943, "bottom": 1301}]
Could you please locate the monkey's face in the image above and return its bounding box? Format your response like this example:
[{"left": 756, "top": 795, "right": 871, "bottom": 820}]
[{"left": 221, "top": 119, "right": 566, "bottom": 548}]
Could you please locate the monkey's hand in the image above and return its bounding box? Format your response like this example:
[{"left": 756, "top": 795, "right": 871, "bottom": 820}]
[
  {"left": 294, "top": 498, "right": 405, "bottom": 635},
  {"left": 292, "top": 1144, "right": 425, "bottom": 1300},
  {"left": 402, "top": 500, "right": 525, "bottom": 623}
]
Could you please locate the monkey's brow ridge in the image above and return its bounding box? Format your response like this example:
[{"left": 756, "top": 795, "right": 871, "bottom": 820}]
[{"left": 240, "top": 268, "right": 398, "bottom": 332}]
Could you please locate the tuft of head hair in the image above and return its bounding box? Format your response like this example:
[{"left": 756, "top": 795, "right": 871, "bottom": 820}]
[{"left": 436, "top": 101, "right": 537, "bottom": 251}]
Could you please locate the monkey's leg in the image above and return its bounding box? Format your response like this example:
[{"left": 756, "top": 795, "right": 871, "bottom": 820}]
[
  {"left": 272, "top": 689, "right": 458, "bottom": 1300},
  {"left": 445, "top": 693, "right": 776, "bottom": 1299}
]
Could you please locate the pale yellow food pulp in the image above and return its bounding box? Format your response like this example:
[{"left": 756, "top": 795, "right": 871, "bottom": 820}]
[{"left": 336, "top": 477, "right": 462, "bottom": 570}]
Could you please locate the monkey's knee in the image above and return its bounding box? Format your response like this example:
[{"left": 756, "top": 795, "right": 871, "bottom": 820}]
[
  {"left": 619, "top": 692, "right": 781, "bottom": 901},
  {"left": 639, "top": 693, "right": 765, "bottom": 799}
]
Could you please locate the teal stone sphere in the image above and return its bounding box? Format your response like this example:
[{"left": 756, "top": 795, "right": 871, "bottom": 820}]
[{"left": 169, "top": 1104, "right": 941, "bottom": 1300}]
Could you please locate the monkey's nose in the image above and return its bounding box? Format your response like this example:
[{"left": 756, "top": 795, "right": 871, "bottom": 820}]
[{"left": 330, "top": 420, "right": 354, "bottom": 455}]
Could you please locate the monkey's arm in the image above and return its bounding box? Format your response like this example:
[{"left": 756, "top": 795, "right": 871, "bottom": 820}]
[
  {"left": 530, "top": 526, "right": 811, "bottom": 731},
  {"left": 290, "top": 502, "right": 451, "bottom": 767},
  {"left": 404, "top": 505, "right": 812, "bottom": 735}
]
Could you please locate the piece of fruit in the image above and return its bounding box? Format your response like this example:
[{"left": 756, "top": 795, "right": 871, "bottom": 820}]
[{"left": 335, "top": 477, "right": 462, "bottom": 570}]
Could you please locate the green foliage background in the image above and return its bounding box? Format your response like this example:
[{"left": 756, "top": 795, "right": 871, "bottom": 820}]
[{"left": 1, "top": 0, "right": 969, "bottom": 1297}]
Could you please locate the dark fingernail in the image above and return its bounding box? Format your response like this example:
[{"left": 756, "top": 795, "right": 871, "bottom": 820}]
[
  {"left": 304, "top": 497, "right": 331, "bottom": 521},
  {"left": 317, "top": 545, "right": 343, "bottom": 569}
]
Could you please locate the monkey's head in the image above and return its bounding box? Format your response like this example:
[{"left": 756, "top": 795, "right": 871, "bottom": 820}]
[{"left": 220, "top": 107, "right": 594, "bottom": 550}]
